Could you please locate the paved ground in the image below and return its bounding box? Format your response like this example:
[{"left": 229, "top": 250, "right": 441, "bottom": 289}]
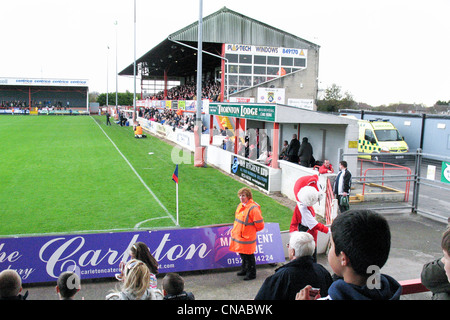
[{"left": 23, "top": 202, "right": 447, "bottom": 301}]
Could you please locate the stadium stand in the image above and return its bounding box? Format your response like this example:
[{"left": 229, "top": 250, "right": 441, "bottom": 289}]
[
  {"left": 3, "top": 6, "right": 446, "bottom": 305},
  {"left": 139, "top": 106, "right": 197, "bottom": 132},
  {"left": 0, "top": 79, "right": 88, "bottom": 111},
  {"left": 149, "top": 80, "right": 221, "bottom": 101}
]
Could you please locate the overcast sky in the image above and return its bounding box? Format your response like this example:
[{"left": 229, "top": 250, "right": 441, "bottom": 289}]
[{"left": 1, "top": 0, "right": 449, "bottom": 106}]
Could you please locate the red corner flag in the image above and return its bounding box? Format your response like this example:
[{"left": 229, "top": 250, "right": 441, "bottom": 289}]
[{"left": 172, "top": 164, "right": 179, "bottom": 184}]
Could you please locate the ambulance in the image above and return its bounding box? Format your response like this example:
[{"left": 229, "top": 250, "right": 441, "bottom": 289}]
[{"left": 358, "top": 119, "right": 409, "bottom": 162}]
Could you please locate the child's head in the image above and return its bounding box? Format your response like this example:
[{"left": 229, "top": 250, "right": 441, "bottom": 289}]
[
  {"left": 0, "top": 270, "right": 22, "bottom": 298},
  {"left": 130, "top": 242, "right": 159, "bottom": 274},
  {"left": 56, "top": 271, "right": 81, "bottom": 299},
  {"left": 122, "top": 259, "right": 151, "bottom": 299},
  {"left": 329, "top": 209, "right": 391, "bottom": 278},
  {"left": 162, "top": 273, "right": 185, "bottom": 296},
  {"left": 441, "top": 227, "right": 450, "bottom": 282}
]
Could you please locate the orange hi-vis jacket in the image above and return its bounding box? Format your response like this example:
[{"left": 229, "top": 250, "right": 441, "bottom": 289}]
[
  {"left": 229, "top": 199, "right": 265, "bottom": 255},
  {"left": 135, "top": 126, "right": 143, "bottom": 135}
]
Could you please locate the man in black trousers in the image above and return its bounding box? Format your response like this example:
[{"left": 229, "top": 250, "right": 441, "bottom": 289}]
[
  {"left": 286, "top": 134, "right": 300, "bottom": 164},
  {"left": 334, "top": 160, "right": 352, "bottom": 213}
]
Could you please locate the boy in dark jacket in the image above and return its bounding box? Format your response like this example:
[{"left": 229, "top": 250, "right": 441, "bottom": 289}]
[
  {"left": 297, "top": 209, "right": 402, "bottom": 300},
  {"left": 162, "top": 273, "right": 195, "bottom": 300}
]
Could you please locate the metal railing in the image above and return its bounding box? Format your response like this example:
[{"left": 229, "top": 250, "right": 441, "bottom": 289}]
[
  {"left": 358, "top": 159, "right": 412, "bottom": 202},
  {"left": 324, "top": 177, "right": 335, "bottom": 225},
  {"left": 340, "top": 149, "right": 450, "bottom": 224},
  {"left": 411, "top": 149, "right": 450, "bottom": 223}
]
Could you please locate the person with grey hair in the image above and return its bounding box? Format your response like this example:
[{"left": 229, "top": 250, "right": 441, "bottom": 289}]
[{"left": 254, "top": 231, "right": 332, "bottom": 300}]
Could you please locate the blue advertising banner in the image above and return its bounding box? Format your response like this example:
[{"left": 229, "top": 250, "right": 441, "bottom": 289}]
[{"left": 0, "top": 223, "right": 284, "bottom": 284}]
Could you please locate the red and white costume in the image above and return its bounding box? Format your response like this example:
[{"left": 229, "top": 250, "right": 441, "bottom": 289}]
[{"left": 289, "top": 175, "right": 329, "bottom": 243}]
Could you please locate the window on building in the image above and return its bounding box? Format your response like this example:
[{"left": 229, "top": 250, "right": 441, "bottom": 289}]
[
  {"left": 253, "top": 66, "right": 266, "bottom": 75},
  {"left": 253, "top": 76, "right": 266, "bottom": 86},
  {"left": 225, "top": 54, "right": 239, "bottom": 63},
  {"left": 281, "top": 57, "right": 293, "bottom": 66},
  {"left": 238, "top": 65, "right": 252, "bottom": 74},
  {"left": 228, "top": 65, "right": 238, "bottom": 74},
  {"left": 254, "top": 55, "right": 266, "bottom": 64},
  {"left": 267, "top": 56, "right": 280, "bottom": 66},
  {"left": 239, "top": 54, "right": 252, "bottom": 64},
  {"left": 294, "top": 58, "right": 306, "bottom": 67},
  {"left": 239, "top": 76, "right": 251, "bottom": 89},
  {"left": 267, "top": 66, "right": 279, "bottom": 75},
  {"left": 224, "top": 45, "right": 308, "bottom": 93}
]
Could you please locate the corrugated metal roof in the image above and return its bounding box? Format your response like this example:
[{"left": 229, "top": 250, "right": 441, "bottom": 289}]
[
  {"left": 120, "top": 7, "right": 319, "bottom": 76},
  {"left": 168, "top": 7, "right": 319, "bottom": 50}
]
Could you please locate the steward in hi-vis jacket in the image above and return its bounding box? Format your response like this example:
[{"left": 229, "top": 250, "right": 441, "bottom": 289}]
[{"left": 229, "top": 187, "right": 264, "bottom": 281}]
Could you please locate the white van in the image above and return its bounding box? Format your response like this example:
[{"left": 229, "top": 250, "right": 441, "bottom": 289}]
[{"left": 358, "top": 119, "right": 409, "bottom": 162}]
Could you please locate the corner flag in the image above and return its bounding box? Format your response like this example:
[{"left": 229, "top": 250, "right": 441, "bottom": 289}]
[
  {"left": 172, "top": 164, "right": 179, "bottom": 184},
  {"left": 172, "top": 164, "right": 179, "bottom": 226}
]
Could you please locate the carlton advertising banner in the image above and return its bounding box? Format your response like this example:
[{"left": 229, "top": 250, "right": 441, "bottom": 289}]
[{"left": 0, "top": 223, "right": 284, "bottom": 284}]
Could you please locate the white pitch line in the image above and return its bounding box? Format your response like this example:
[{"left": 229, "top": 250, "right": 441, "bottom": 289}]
[
  {"left": 91, "top": 117, "right": 177, "bottom": 226},
  {"left": 134, "top": 216, "right": 172, "bottom": 229}
]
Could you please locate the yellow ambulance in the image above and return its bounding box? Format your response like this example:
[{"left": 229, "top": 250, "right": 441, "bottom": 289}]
[{"left": 358, "top": 119, "right": 409, "bottom": 162}]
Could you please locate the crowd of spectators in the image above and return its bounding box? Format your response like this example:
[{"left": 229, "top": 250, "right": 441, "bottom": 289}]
[
  {"left": 139, "top": 106, "right": 199, "bottom": 132},
  {"left": 2, "top": 214, "right": 448, "bottom": 300},
  {"left": 1, "top": 99, "right": 71, "bottom": 110},
  {"left": 149, "top": 80, "right": 221, "bottom": 102},
  {"left": 0, "top": 241, "right": 195, "bottom": 301},
  {"left": 0, "top": 100, "right": 28, "bottom": 109}
]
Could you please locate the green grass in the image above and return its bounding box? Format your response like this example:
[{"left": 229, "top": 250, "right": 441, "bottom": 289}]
[{"left": 0, "top": 115, "right": 292, "bottom": 236}]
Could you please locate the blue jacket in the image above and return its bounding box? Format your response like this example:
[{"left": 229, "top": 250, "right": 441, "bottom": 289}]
[{"left": 326, "top": 274, "right": 402, "bottom": 300}]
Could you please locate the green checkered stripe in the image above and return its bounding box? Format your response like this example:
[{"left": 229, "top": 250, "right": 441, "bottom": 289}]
[{"left": 358, "top": 139, "right": 380, "bottom": 152}]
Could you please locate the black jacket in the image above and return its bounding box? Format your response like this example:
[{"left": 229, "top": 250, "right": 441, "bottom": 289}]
[
  {"left": 298, "top": 141, "right": 313, "bottom": 164},
  {"left": 334, "top": 169, "right": 352, "bottom": 195},
  {"left": 421, "top": 258, "right": 450, "bottom": 300},
  {"left": 0, "top": 290, "right": 28, "bottom": 300},
  {"left": 254, "top": 256, "right": 333, "bottom": 300},
  {"left": 287, "top": 138, "right": 300, "bottom": 155},
  {"left": 163, "top": 291, "right": 195, "bottom": 300},
  {"left": 286, "top": 138, "right": 300, "bottom": 162}
]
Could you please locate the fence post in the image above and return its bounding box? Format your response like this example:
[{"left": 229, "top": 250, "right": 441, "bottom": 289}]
[
  {"left": 337, "top": 148, "right": 343, "bottom": 164},
  {"left": 411, "top": 148, "right": 422, "bottom": 214}
]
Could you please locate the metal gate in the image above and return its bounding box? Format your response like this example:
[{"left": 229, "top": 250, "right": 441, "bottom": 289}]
[{"left": 341, "top": 149, "right": 450, "bottom": 224}]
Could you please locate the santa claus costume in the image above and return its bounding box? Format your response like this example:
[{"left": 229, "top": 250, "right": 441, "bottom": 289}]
[{"left": 289, "top": 175, "right": 329, "bottom": 261}]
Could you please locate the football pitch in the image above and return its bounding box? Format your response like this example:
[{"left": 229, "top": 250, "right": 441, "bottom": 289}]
[{"left": 0, "top": 115, "right": 293, "bottom": 237}]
